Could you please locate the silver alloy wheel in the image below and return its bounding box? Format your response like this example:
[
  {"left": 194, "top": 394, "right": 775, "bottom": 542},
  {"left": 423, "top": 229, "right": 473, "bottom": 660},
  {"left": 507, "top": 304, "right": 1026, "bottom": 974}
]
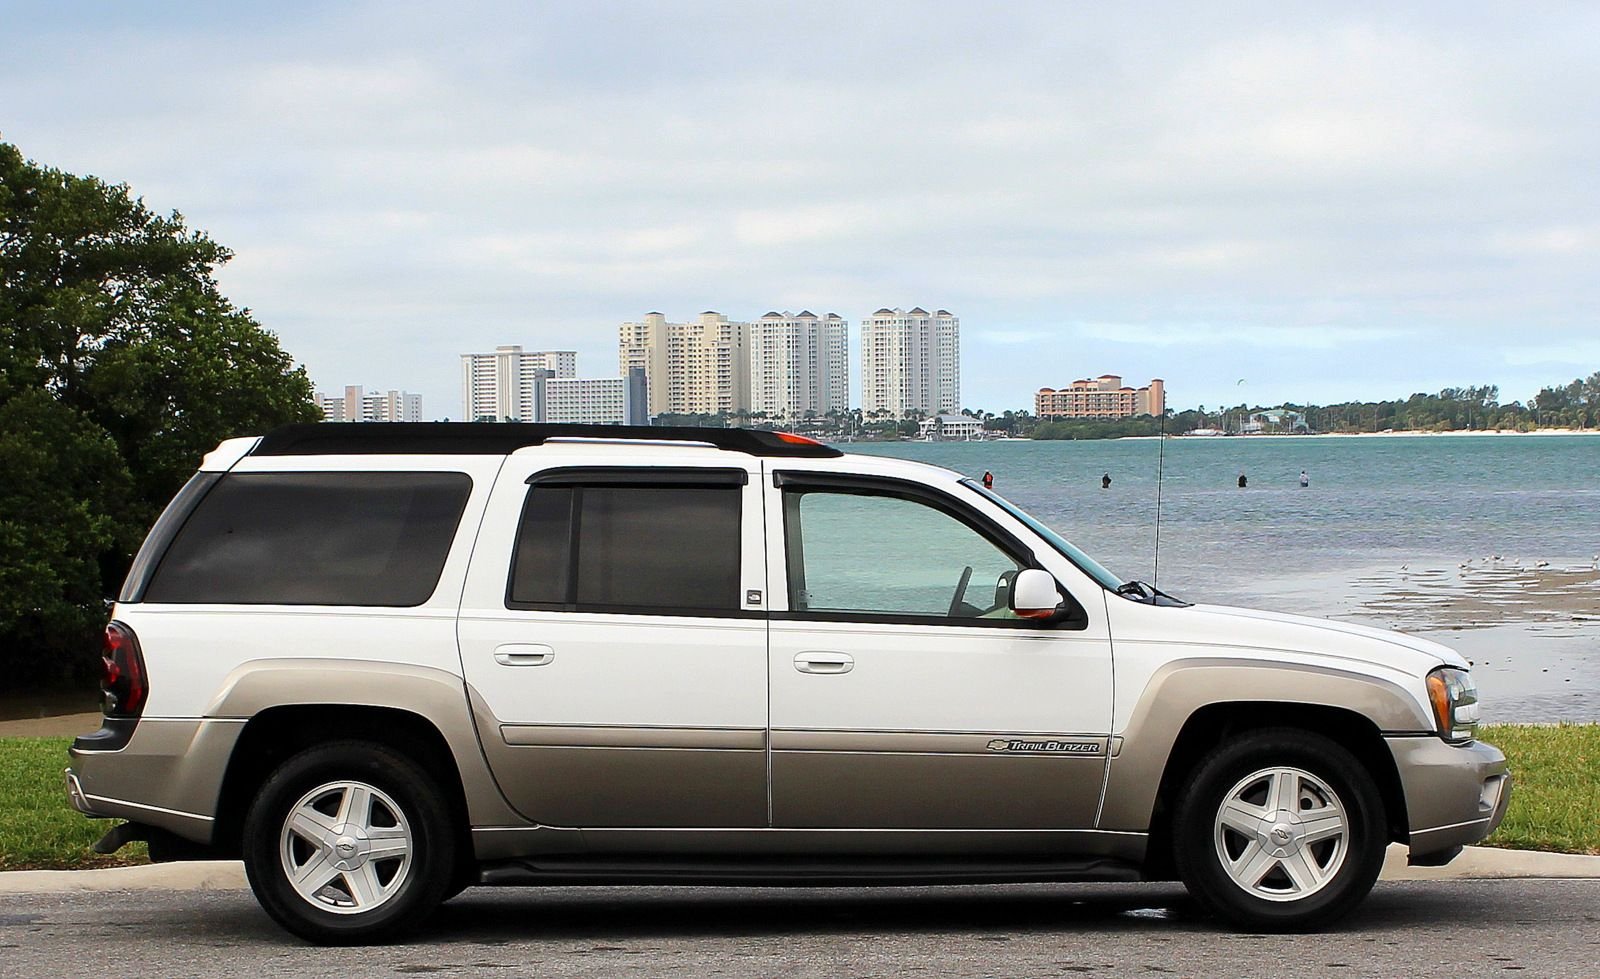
[
  {"left": 278, "top": 780, "right": 414, "bottom": 915},
  {"left": 1213, "top": 766, "right": 1349, "bottom": 903}
]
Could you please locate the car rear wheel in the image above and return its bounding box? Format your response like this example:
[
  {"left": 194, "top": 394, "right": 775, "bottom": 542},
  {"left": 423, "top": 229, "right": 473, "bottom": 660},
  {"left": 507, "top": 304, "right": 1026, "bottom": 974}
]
[
  {"left": 242, "top": 741, "right": 457, "bottom": 944},
  {"left": 1173, "top": 728, "right": 1386, "bottom": 931}
]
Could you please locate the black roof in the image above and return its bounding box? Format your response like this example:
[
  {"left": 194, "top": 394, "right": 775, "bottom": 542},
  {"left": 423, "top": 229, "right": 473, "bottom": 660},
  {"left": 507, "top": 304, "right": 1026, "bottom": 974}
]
[{"left": 253, "top": 423, "right": 842, "bottom": 458}]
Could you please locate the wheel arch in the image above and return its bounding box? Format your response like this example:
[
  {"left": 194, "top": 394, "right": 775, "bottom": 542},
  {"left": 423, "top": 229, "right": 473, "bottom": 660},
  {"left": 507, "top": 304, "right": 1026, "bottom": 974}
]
[
  {"left": 205, "top": 659, "right": 525, "bottom": 857},
  {"left": 1133, "top": 701, "right": 1409, "bottom": 880},
  {"left": 1099, "top": 659, "right": 1425, "bottom": 875}
]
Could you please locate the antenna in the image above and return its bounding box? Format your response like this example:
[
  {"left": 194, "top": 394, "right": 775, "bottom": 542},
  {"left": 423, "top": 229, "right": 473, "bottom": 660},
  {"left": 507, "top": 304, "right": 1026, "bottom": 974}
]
[{"left": 1152, "top": 408, "right": 1167, "bottom": 588}]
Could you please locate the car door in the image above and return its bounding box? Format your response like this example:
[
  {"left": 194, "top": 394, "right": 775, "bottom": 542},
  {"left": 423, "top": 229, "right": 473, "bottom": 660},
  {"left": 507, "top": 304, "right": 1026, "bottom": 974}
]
[
  {"left": 457, "top": 452, "right": 769, "bottom": 828},
  {"left": 765, "top": 467, "right": 1113, "bottom": 831}
]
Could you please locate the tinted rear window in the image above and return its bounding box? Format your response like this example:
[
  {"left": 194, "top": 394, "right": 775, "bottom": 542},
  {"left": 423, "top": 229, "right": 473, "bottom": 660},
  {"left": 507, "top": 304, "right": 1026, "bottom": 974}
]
[
  {"left": 509, "top": 484, "right": 741, "bottom": 613},
  {"left": 144, "top": 472, "right": 472, "bottom": 606}
]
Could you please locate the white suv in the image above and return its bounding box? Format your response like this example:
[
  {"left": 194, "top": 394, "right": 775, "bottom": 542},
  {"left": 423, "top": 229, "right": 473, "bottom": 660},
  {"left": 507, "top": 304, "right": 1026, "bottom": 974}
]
[{"left": 67, "top": 423, "right": 1509, "bottom": 944}]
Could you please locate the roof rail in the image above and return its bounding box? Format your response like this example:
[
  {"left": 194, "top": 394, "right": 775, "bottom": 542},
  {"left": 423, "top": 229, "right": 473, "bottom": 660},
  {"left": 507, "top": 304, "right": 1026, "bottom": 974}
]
[{"left": 251, "top": 423, "right": 843, "bottom": 458}]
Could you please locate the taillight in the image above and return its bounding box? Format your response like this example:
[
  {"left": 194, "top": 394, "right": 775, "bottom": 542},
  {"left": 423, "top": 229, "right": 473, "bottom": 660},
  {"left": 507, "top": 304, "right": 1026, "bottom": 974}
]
[{"left": 101, "top": 621, "right": 148, "bottom": 717}]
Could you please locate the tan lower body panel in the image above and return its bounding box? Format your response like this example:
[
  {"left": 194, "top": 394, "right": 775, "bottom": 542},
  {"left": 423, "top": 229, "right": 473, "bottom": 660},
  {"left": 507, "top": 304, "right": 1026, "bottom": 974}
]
[
  {"left": 771, "top": 729, "right": 1106, "bottom": 830},
  {"left": 481, "top": 725, "right": 768, "bottom": 828},
  {"left": 67, "top": 718, "right": 244, "bottom": 843}
]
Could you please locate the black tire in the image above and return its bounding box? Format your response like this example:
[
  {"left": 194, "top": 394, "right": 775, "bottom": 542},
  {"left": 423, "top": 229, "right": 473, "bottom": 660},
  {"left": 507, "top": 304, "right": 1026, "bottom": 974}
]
[
  {"left": 242, "top": 741, "right": 458, "bottom": 945},
  {"left": 1172, "top": 728, "right": 1386, "bottom": 931}
]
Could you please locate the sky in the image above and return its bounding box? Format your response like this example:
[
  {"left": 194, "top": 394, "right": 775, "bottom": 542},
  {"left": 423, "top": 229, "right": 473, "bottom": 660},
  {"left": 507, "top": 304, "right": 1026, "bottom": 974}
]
[{"left": 3, "top": 1, "right": 1598, "bottom": 418}]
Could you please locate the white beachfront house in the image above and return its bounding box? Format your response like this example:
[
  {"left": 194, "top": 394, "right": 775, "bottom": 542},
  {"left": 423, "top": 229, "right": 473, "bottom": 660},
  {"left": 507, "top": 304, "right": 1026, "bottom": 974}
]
[{"left": 919, "top": 413, "right": 985, "bottom": 441}]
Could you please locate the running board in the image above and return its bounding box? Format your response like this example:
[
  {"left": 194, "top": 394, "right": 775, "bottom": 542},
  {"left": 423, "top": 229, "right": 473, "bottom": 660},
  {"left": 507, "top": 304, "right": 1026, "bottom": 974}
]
[{"left": 478, "top": 856, "right": 1143, "bottom": 887}]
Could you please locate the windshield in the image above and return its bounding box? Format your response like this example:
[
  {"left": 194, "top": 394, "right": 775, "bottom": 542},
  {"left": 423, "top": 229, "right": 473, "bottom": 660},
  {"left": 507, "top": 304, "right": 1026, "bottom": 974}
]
[{"left": 960, "top": 479, "right": 1124, "bottom": 592}]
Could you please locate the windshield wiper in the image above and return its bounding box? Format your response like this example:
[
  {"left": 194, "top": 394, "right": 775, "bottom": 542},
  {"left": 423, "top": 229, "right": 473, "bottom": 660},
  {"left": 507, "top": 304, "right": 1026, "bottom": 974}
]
[{"left": 1116, "top": 580, "right": 1188, "bottom": 606}]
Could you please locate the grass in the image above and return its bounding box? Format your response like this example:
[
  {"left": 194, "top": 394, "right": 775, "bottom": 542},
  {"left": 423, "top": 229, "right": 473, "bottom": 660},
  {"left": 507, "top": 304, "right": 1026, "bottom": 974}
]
[
  {"left": 0, "top": 725, "right": 1595, "bottom": 871},
  {"left": 1478, "top": 722, "right": 1600, "bottom": 856},
  {"left": 0, "top": 737, "right": 146, "bottom": 871}
]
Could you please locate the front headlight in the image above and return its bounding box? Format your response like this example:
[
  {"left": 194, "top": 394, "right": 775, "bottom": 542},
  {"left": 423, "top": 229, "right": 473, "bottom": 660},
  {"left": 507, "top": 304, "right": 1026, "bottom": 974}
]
[{"left": 1427, "top": 667, "right": 1479, "bottom": 742}]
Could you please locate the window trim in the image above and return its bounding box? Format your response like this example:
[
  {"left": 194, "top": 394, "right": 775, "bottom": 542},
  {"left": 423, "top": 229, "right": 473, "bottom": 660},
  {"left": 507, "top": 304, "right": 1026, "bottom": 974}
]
[
  {"left": 526, "top": 466, "right": 749, "bottom": 487},
  {"left": 119, "top": 471, "right": 222, "bottom": 603},
  {"left": 771, "top": 471, "right": 1086, "bottom": 630},
  {"left": 504, "top": 474, "right": 753, "bottom": 618}
]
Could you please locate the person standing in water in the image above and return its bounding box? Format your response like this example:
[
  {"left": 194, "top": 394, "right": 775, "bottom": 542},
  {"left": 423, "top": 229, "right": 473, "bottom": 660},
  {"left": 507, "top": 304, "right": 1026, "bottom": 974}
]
[
  {"left": 1101, "top": 472, "right": 1111, "bottom": 490},
  {"left": 1300, "top": 470, "right": 1310, "bottom": 488},
  {"left": 1238, "top": 472, "right": 1248, "bottom": 488},
  {"left": 981, "top": 470, "right": 994, "bottom": 489}
]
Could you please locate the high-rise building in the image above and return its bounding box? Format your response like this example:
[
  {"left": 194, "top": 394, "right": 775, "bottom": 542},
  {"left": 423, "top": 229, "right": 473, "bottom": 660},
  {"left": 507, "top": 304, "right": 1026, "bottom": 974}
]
[
  {"left": 1035, "top": 375, "right": 1166, "bottom": 419},
  {"left": 748, "top": 311, "right": 849, "bottom": 420},
  {"left": 460, "top": 346, "right": 576, "bottom": 421},
  {"left": 316, "top": 385, "right": 423, "bottom": 423},
  {"left": 624, "top": 366, "right": 649, "bottom": 426},
  {"left": 618, "top": 316, "right": 666, "bottom": 415},
  {"left": 859, "top": 307, "right": 960, "bottom": 418},
  {"left": 526, "top": 350, "right": 577, "bottom": 379},
  {"left": 458, "top": 345, "right": 634, "bottom": 424},
  {"left": 543, "top": 377, "right": 632, "bottom": 425},
  {"left": 618, "top": 312, "right": 750, "bottom": 417}
]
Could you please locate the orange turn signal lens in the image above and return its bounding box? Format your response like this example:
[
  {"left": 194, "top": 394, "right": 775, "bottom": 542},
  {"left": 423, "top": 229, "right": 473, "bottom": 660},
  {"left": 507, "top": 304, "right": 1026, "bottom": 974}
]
[{"left": 1426, "top": 672, "right": 1452, "bottom": 735}]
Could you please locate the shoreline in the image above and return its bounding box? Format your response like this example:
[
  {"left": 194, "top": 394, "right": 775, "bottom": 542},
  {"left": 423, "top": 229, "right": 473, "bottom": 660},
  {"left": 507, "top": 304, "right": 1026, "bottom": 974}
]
[
  {"left": 1121, "top": 429, "right": 1600, "bottom": 442},
  {"left": 1198, "top": 428, "right": 1599, "bottom": 438},
  {"left": 845, "top": 429, "right": 1600, "bottom": 445}
]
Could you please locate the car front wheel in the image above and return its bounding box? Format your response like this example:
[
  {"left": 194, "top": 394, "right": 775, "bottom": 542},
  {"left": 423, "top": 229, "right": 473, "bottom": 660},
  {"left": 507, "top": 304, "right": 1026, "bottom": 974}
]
[
  {"left": 1173, "top": 728, "right": 1387, "bottom": 931},
  {"left": 242, "top": 741, "right": 457, "bottom": 944}
]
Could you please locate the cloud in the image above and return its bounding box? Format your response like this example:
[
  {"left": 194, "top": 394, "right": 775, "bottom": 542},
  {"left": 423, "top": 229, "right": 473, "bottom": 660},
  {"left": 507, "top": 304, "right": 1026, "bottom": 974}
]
[
  {"left": 3, "top": 1, "right": 1597, "bottom": 414},
  {"left": 973, "top": 329, "right": 1056, "bottom": 346},
  {"left": 1076, "top": 323, "right": 1411, "bottom": 351},
  {"left": 1504, "top": 341, "right": 1600, "bottom": 368},
  {"left": 1485, "top": 226, "right": 1600, "bottom": 258}
]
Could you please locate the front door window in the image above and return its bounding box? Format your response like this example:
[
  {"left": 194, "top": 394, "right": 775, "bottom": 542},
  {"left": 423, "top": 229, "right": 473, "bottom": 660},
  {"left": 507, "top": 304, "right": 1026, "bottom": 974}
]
[{"left": 783, "top": 488, "right": 1024, "bottom": 620}]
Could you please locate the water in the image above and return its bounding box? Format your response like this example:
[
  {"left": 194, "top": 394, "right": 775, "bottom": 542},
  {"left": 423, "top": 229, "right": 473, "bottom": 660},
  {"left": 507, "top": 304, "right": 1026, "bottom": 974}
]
[
  {"left": 848, "top": 435, "right": 1600, "bottom": 600},
  {"left": 844, "top": 434, "right": 1600, "bottom": 721}
]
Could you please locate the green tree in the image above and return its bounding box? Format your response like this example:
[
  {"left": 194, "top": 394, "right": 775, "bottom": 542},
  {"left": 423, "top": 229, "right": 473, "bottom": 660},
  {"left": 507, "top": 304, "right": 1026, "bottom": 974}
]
[
  {"left": 0, "top": 391, "right": 135, "bottom": 685},
  {"left": 1, "top": 140, "right": 318, "bottom": 684}
]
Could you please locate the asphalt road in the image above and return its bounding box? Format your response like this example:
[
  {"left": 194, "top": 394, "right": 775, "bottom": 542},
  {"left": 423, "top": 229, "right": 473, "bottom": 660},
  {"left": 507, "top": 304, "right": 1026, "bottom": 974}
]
[{"left": 2, "top": 880, "right": 1597, "bottom": 978}]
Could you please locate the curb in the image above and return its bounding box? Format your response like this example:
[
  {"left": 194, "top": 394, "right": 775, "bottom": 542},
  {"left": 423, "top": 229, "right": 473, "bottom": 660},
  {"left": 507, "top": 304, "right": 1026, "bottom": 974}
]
[
  {"left": 2, "top": 846, "right": 1598, "bottom": 896},
  {"left": 1379, "top": 843, "right": 1600, "bottom": 881},
  {"left": 0, "top": 861, "right": 247, "bottom": 895}
]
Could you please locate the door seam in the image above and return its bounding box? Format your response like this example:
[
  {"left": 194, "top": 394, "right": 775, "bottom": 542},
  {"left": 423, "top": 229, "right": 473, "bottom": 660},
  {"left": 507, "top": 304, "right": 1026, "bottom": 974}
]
[{"left": 762, "top": 459, "right": 774, "bottom": 828}]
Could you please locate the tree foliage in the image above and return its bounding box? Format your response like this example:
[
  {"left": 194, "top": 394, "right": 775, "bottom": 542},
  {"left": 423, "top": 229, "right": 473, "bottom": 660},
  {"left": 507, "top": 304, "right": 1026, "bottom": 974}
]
[
  {"left": 1531, "top": 372, "right": 1600, "bottom": 429},
  {"left": 0, "top": 391, "right": 135, "bottom": 686},
  {"left": 0, "top": 140, "right": 319, "bottom": 685}
]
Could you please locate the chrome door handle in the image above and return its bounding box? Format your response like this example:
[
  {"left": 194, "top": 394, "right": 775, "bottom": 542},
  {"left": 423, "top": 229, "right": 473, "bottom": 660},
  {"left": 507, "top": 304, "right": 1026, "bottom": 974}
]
[
  {"left": 494, "top": 643, "right": 555, "bottom": 667},
  {"left": 794, "top": 650, "right": 853, "bottom": 674}
]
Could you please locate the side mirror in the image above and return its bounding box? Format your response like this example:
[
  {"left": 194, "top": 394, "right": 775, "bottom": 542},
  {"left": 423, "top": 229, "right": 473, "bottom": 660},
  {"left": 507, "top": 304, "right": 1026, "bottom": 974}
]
[{"left": 1009, "top": 568, "right": 1063, "bottom": 620}]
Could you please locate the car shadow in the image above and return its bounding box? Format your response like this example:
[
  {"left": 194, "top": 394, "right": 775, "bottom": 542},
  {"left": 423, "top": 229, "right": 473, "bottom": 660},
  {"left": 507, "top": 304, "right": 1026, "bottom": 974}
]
[
  {"left": 408, "top": 879, "right": 1511, "bottom": 944},
  {"left": 424, "top": 883, "right": 1214, "bottom": 942}
]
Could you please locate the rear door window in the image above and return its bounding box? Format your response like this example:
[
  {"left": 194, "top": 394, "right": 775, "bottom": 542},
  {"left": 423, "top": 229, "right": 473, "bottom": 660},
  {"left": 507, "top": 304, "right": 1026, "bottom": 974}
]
[
  {"left": 508, "top": 474, "right": 742, "bottom": 614},
  {"left": 143, "top": 472, "right": 471, "bottom": 606}
]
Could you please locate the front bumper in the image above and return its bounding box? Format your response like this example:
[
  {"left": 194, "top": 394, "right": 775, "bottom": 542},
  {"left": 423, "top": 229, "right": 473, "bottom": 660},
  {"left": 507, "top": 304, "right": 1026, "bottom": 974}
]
[{"left": 1387, "top": 735, "right": 1511, "bottom": 858}]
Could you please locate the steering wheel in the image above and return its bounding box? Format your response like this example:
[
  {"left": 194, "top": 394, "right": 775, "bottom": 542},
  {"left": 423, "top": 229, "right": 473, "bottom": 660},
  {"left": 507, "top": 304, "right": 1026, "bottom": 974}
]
[{"left": 947, "top": 565, "right": 974, "bottom": 617}]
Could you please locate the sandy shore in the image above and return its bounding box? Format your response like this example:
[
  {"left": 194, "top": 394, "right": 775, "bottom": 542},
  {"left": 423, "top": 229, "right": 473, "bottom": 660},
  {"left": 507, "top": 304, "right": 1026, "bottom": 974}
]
[
  {"left": 1355, "top": 562, "right": 1600, "bottom": 629},
  {"left": 1228, "top": 558, "right": 1600, "bottom": 722}
]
